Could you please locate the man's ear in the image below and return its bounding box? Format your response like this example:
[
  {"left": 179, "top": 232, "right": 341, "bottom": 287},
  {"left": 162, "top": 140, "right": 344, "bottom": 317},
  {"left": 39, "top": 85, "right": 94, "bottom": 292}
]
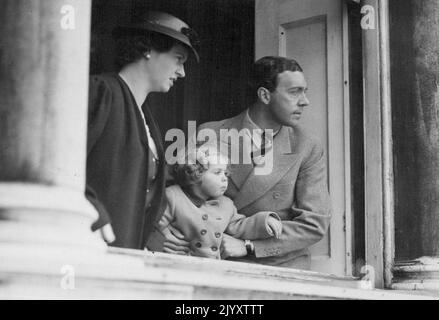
[{"left": 257, "top": 87, "right": 271, "bottom": 105}]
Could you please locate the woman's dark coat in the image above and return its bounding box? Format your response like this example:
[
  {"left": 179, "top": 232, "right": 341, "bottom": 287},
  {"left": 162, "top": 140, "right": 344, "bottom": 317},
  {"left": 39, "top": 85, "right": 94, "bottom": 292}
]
[{"left": 86, "top": 73, "right": 166, "bottom": 249}]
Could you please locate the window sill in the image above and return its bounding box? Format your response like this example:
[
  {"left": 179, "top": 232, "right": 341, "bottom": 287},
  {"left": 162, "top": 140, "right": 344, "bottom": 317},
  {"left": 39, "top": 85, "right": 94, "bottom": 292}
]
[{"left": 1, "top": 244, "right": 437, "bottom": 299}]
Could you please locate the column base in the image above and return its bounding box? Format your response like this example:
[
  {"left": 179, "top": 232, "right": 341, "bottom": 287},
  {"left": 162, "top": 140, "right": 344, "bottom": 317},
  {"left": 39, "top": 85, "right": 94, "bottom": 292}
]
[
  {"left": 0, "top": 182, "right": 105, "bottom": 251},
  {"left": 392, "top": 256, "right": 439, "bottom": 293},
  {"left": 0, "top": 182, "right": 109, "bottom": 298}
]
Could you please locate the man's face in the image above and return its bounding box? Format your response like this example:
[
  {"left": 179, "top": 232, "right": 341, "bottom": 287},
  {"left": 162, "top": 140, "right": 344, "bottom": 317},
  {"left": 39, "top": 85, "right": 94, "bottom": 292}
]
[{"left": 268, "top": 70, "right": 309, "bottom": 127}]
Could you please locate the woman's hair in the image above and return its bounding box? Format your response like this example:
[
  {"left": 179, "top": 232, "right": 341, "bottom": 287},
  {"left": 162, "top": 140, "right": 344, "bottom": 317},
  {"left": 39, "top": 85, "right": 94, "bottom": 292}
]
[
  {"left": 172, "top": 145, "right": 228, "bottom": 188},
  {"left": 249, "top": 56, "right": 303, "bottom": 101},
  {"left": 113, "top": 30, "right": 186, "bottom": 69}
]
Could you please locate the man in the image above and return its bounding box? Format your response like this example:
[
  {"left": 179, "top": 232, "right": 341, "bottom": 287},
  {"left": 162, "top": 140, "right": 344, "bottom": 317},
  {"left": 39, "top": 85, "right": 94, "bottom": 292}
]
[{"left": 197, "top": 56, "right": 331, "bottom": 269}]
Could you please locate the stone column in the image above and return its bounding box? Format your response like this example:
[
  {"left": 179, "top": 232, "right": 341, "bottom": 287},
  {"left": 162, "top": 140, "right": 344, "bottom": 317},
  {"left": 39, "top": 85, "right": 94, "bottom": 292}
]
[
  {"left": 0, "top": 0, "right": 102, "bottom": 252},
  {"left": 390, "top": 0, "right": 439, "bottom": 291}
]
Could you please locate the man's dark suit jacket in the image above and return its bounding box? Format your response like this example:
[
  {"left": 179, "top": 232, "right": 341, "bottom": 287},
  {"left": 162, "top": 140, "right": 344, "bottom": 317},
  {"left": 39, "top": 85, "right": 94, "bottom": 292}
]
[{"left": 86, "top": 73, "right": 166, "bottom": 249}]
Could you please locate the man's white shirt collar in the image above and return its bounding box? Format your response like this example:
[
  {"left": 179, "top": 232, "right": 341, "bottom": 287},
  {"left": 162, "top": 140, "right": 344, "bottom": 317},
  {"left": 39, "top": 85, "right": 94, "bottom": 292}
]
[{"left": 242, "top": 109, "right": 277, "bottom": 151}]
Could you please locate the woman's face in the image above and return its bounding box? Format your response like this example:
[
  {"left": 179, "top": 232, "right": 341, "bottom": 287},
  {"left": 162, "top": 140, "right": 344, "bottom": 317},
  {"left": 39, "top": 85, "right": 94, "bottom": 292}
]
[{"left": 146, "top": 43, "right": 189, "bottom": 92}]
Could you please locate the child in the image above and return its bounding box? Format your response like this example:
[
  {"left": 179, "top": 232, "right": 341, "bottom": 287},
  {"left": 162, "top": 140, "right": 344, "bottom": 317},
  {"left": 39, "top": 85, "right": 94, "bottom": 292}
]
[{"left": 147, "top": 146, "right": 282, "bottom": 259}]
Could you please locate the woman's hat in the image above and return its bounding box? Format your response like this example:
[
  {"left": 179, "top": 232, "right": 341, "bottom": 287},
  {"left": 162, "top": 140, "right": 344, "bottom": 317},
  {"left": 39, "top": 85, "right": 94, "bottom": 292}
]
[{"left": 113, "top": 11, "right": 200, "bottom": 62}]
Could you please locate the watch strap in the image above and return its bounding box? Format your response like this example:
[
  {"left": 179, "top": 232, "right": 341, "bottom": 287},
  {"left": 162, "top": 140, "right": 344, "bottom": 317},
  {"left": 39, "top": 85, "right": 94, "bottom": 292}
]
[{"left": 244, "top": 240, "right": 254, "bottom": 255}]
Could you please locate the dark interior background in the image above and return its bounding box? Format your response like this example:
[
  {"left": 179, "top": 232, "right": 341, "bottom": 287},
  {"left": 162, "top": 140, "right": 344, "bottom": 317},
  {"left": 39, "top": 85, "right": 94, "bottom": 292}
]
[
  {"left": 389, "top": 0, "right": 439, "bottom": 260},
  {"left": 389, "top": 0, "right": 420, "bottom": 261},
  {"left": 90, "top": 0, "right": 255, "bottom": 147},
  {"left": 347, "top": 1, "right": 365, "bottom": 276}
]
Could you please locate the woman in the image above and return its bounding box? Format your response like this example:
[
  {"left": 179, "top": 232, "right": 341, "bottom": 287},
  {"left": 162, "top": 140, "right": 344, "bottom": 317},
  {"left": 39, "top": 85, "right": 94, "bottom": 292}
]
[{"left": 86, "top": 11, "right": 199, "bottom": 250}]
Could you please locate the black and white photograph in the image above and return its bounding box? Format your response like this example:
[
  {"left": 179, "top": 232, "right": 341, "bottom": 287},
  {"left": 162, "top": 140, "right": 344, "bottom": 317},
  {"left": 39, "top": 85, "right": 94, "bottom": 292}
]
[{"left": 1, "top": 0, "right": 439, "bottom": 302}]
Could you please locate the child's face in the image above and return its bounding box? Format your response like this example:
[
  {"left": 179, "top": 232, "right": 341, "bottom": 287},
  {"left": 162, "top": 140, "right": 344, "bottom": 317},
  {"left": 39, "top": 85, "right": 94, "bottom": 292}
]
[{"left": 198, "top": 163, "right": 229, "bottom": 199}]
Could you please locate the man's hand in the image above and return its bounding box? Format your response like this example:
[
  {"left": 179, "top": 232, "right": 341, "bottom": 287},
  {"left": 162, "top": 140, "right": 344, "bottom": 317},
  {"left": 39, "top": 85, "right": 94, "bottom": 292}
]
[
  {"left": 266, "top": 216, "right": 283, "bottom": 239},
  {"left": 100, "top": 223, "right": 116, "bottom": 244},
  {"left": 220, "top": 234, "right": 247, "bottom": 259},
  {"left": 162, "top": 225, "right": 190, "bottom": 255}
]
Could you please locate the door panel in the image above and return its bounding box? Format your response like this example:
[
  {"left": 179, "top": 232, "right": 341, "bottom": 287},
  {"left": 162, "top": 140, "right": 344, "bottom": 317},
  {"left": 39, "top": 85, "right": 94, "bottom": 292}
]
[{"left": 256, "top": 0, "right": 349, "bottom": 275}]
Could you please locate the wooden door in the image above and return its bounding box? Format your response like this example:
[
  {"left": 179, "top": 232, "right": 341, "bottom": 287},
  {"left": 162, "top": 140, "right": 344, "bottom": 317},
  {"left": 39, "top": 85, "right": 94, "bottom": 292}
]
[{"left": 256, "top": 0, "right": 351, "bottom": 275}]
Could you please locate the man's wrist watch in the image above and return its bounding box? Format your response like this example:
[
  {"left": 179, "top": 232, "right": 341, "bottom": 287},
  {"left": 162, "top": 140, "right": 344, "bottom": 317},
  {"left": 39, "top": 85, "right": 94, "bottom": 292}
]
[{"left": 244, "top": 240, "right": 255, "bottom": 255}]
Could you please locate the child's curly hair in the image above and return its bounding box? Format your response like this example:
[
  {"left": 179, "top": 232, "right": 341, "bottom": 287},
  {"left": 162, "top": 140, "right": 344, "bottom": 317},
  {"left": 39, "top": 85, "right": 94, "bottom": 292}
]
[
  {"left": 173, "top": 162, "right": 206, "bottom": 188},
  {"left": 172, "top": 145, "right": 228, "bottom": 188}
]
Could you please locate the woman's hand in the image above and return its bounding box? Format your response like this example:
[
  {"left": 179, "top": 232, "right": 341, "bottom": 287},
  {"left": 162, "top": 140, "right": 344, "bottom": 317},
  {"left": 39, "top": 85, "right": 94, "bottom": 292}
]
[
  {"left": 266, "top": 216, "right": 283, "bottom": 239},
  {"left": 220, "top": 234, "right": 247, "bottom": 259},
  {"left": 162, "top": 225, "right": 190, "bottom": 255}
]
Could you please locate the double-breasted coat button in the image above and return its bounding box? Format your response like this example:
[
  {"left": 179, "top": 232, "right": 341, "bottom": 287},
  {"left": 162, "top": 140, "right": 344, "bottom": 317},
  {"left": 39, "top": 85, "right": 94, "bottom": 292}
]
[
  {"left": 202, "top": 214, "right": 208, "bottom": 221},
  {"left": 215, "top": 232, "right": 221, "bottom": 238},
  {"left": 211, "top": 246, "right": 218, "bottom": 252},
  {"left": 195, "top": 242, "right": 202, "bottom": 248},
  {"left": 273, "top": 192, "right": 281, "bottom": 199},
  {"left": 200, "top": 229, "right": 207, "bottom": 235}
]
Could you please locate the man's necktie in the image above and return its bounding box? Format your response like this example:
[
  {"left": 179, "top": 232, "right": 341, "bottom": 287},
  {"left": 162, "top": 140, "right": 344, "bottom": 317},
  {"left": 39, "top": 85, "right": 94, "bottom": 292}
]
[{"left": 251, "top": 131, "right": 266, "bottom": 165}]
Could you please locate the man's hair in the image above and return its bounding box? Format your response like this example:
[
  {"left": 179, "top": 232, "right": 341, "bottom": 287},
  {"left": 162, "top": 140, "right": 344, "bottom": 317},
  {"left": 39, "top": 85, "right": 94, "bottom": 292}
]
[
  {"left": 113, "top": 31, "right": 186, "bottom": 69},
  {"left": 250, "top": 56, "right": 303, "bottom": 101}
]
